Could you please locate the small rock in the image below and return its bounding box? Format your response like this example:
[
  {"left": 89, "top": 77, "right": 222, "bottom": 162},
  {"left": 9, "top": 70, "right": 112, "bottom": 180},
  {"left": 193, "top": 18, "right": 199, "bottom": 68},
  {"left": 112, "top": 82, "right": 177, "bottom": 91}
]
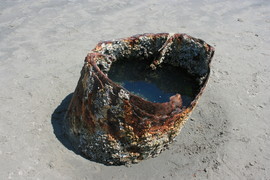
[
  {"left": 237, "top": 18, "right": 244, "bottom": 22},
  {"left": 48, "top": 161, "right": 55, "bottom": 169}
]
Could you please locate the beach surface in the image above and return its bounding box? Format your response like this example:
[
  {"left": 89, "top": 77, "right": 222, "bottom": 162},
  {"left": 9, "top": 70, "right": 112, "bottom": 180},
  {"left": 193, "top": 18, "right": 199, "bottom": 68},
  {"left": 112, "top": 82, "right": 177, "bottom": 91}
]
[{"left": 0, "top": 0, "right": 269, "bottom": 179}]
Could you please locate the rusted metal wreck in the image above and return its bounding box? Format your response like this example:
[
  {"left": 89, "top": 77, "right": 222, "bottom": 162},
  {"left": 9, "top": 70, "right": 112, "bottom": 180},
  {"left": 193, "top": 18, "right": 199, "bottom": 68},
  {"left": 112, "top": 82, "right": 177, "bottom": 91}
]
[{"left": 64, "top": 33, "right": 215, "bottom": 165}]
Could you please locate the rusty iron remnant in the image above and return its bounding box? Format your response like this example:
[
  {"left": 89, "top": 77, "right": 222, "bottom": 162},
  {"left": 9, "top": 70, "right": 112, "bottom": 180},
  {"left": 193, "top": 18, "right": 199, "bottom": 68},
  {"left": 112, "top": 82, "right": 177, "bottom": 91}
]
[{"left": 64, "top": 33, "right": 215, "bottom": 165}]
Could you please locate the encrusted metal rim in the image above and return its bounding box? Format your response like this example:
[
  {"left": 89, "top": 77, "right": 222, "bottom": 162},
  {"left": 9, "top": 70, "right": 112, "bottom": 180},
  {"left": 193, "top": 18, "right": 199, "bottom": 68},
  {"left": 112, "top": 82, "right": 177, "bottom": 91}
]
[{"left": 88, "top": 33, "right": 214, "bottom": 109}]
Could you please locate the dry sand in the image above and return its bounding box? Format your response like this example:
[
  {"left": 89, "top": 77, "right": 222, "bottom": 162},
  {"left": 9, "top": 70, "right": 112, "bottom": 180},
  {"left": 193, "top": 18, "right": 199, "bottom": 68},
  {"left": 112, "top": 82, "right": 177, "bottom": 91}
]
[{"left": 0, "top": 0, "right": 270, "bottom": 179}]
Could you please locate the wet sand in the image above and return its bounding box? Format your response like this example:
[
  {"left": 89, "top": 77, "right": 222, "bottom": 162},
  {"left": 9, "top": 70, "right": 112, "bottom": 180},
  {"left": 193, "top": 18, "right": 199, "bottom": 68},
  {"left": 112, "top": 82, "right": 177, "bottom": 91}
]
[{"left": 0, "top": 0, "right": 269, "bottom": 179}]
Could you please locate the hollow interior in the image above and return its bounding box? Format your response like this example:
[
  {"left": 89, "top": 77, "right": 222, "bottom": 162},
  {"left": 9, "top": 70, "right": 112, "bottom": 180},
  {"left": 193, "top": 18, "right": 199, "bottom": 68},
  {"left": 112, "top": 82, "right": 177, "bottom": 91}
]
[{"left": 108, "top": 58, "right": 200, "bottom": 106}]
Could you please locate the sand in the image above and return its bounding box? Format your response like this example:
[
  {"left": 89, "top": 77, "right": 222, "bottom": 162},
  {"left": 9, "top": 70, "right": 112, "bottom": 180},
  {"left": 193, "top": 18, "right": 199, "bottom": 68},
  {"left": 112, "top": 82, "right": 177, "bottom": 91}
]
[{"left": 0, "top": 0, "right": 269, "bottom": 179}]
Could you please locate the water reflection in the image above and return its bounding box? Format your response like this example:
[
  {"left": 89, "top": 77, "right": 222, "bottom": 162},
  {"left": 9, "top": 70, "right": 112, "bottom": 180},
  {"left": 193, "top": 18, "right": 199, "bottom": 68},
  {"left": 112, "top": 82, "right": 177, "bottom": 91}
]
[{"left": 108, "top": 59, "right": 199, "bottom": 106}]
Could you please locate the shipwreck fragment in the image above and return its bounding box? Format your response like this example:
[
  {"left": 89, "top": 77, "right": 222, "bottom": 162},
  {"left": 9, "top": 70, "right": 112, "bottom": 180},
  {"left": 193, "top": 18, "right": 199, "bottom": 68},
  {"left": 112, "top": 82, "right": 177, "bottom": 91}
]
[{"left": 64, "top": 33, "right": 215, "bottom": 165}]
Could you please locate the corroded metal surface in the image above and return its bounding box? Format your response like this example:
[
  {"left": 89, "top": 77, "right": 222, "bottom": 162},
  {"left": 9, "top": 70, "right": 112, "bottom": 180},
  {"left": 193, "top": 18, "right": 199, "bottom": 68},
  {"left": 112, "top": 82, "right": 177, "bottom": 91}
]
[{"left": 64, "top": 33, "right": 215, "bottom": 165}]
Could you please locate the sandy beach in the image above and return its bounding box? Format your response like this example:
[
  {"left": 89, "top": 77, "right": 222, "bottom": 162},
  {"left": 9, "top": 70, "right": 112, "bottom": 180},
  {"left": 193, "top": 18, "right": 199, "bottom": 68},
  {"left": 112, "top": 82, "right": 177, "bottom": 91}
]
[{"left": 0, "top": 0, "right": 270, "bottom": 179}]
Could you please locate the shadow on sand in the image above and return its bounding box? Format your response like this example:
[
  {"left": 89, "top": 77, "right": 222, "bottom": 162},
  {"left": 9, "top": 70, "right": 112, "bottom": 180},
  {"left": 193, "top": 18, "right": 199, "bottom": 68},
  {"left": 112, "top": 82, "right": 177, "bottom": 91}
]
[
  {"left": 51, "top": 93, "right": 80, "bottom": 155},
  {"left": 51, "top": 94, "right": 120, "bottom": 165}
]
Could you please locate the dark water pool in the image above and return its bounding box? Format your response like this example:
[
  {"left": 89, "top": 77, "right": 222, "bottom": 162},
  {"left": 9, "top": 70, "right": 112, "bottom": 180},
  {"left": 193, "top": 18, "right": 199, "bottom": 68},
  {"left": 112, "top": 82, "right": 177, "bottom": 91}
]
[{"left": 108, "top": 59, "right": 200, "bottom": 106}]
